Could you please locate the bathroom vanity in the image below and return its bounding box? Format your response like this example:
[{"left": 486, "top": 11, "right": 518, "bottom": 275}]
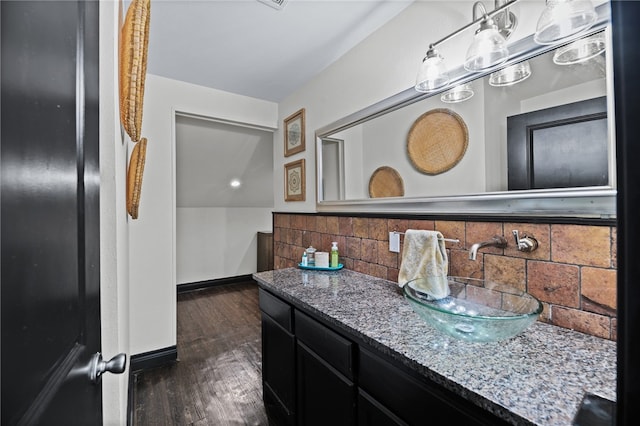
[{"left": 253, "top": 268, "right": 615, "bottom": 426}]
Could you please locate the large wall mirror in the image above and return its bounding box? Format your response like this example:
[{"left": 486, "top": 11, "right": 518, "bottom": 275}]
[{"left": 316, "top": 2, "right": 615, "bottom": 218}]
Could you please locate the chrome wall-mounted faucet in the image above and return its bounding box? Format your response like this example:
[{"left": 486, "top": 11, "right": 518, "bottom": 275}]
[
  {"left": 468, "top": 235, "right": 508, "bottom": 260},
  {"left": 512, "top": 230, "right": 538, "bottom": 253}
]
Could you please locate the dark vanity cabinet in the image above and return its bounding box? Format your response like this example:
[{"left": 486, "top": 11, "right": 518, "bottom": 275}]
[{"left": 259, "top": 288, "right": 509, "bottom": 426}]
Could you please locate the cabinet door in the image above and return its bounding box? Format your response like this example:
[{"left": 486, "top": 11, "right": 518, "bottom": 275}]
[
  {"left": 297, "top": 341, "right": 356, "bottom": 426},
  {"left": 358, "top": 390, "right": 408, "bottom": 426},
  {"left": 262, "top": 313, "right": 296, "bottom": 426}
]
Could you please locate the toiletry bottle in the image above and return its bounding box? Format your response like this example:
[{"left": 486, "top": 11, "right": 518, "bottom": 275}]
[
  {"left": 306, "top": 246, "right": 316, "bottom": 266},
  {"left": 301, "top": 251, "right": 308, "bottom": 267},
  {"left": 330, "top": 242, "right": 339, "bottom": 268}
]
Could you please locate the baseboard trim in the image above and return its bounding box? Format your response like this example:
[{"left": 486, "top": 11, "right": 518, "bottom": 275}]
[
  {"left": 130, "top": 345, "right": 178, "bottom": 373},
  {"left": 177, "top": 274, "right": 254, "bottom": 294},
  {"left": 127, "top": 346, "right": 177, "bottom": 425}
]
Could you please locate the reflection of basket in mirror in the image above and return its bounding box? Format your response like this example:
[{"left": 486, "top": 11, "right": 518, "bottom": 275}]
[
  {"left": 406, "top": 108, "right": 468, "bottom": 175},
  {"left": 368, "top": 166, "right": 404, "bottom": 198}
]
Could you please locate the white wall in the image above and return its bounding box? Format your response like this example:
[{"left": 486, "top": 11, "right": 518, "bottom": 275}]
[
  {"left": 176, "top": 207, "right": 273, "bottom": 284},
  {"left": 520, "top": 79, "right": 606, "bottom": 113},
  {"left": 130, "top": 75, "right": 277, "bottom": 355},
  {"left": 99, "top": 1, "right": 129, "bottom": 424}
]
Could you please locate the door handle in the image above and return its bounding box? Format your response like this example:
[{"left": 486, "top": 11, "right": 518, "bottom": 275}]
[{"left": 89, "top": 352, "right": 127, "bottom": 384}]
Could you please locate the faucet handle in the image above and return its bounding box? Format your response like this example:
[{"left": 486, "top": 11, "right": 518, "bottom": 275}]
[{"left": 512, "top": 230, "right": 538, "bottom": 253}]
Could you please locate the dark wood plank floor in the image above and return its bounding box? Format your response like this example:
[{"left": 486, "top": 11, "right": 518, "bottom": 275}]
[{"left": 132, "top": 282, "right": 268, "bottom": 426}]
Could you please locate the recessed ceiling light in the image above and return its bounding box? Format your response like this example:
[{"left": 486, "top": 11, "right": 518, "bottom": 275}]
[{"left": 230, "top": 179, "right": 241, "bottom": 188}]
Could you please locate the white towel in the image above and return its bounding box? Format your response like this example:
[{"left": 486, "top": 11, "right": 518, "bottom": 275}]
[{"left": 398, "top": 229, "right": 449, "bottom": 299}]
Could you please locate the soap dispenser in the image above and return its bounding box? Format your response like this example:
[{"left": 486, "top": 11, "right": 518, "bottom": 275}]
[{"left": 330, "top": 242, "right": 339, "bottom": 268}]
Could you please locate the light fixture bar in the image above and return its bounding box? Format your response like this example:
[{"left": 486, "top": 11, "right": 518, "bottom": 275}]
[
  {"left": 416, "top": 0, "right": 521, "bottom": 92},
  {"left": 428, "top": 0, "right": 521, "bottom": 49}
]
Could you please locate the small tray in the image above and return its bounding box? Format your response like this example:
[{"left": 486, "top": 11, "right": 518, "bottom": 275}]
[{"left": 298, "top": 263, "right": 343, "bottom": 271}]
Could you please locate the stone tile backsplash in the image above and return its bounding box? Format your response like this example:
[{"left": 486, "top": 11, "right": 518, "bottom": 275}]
[{"left": 273, "top": 213, "right": 617, "bottom": 341}]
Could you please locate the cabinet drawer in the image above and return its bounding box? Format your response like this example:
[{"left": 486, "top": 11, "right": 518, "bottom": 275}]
[
  {"left": 259, "top": 289, "right": 292, "bottom": 332},
  {"left": 295, "top": 310, "right": 354, "bottom": 380},
  {"left": 359, "top": 348, "right": 509, "bottom": 426}
]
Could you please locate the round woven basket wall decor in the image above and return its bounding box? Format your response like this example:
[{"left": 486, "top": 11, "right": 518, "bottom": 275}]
[
  {"left": 406, "top": 108, "right": 469, "bottom": 175},
  {"left": 119, "top": 0, "right": 151, "bottom": 143},
  {"left": 368, "top": 166, "right": 405, "bottom": 198},
  {"left": 127, "top": 137, "right": 147, "bottom": 219}
]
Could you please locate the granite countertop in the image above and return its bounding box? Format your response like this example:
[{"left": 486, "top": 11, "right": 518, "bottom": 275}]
[{"left": 253, "top": 267, "right": 616, "bottom": 426}]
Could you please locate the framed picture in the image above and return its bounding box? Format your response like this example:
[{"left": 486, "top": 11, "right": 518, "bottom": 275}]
[
  {"left": 284, "top": 108, "right": 305, "bottom": 157},
  {"left": 284, "top": 159, "right": 305, "bottom": 202}
]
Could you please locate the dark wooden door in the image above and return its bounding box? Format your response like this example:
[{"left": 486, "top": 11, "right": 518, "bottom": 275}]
[{"left": 1, "top": 1, "right": 103, "bottom": 424}]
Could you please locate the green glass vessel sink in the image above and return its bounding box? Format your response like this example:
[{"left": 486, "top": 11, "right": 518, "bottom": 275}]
[{"left": 403, "top": 277, "right": 543, "bottom": 343}]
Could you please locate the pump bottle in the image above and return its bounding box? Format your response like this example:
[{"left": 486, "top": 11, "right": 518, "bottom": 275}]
[{"left": 330, "top": 242, "right": 339, "bottom": 268}]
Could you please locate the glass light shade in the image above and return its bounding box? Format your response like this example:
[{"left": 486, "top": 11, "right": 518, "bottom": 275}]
[
  {"left": 489, "top": 61, "right": 532, "bottom": 86},
  {"left": 534, "top": 0, "right": 597, "bottom": 45},
  {"left": 464, "top": 27, "right": 509, "bottom": 71},
  {"left": 553, "top": 32, "right": 605, "bottom": 65},
  {"left": 441, "top": 84, "right": 474, "bottom": 103},
  {"left": 415, "top": 49, "right": 449, "bottom": 92}
]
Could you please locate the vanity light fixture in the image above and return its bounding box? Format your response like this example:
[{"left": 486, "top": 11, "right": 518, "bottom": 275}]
[
  {"left": 492, "top": 0, "right": 518, "bottom": 39},
  {"left": 415, "top": 46, "right": 450, "bottom": 92},
  {"left": 534, "top": 0, "right": 597, "bottom": 45},
  {"left": 415, "top": 0, "right": 519, "bottom": 93},
  {"left": 464, "top": 2, "right": 509, "bottom": 71},
  {"left": 552, "top": 31, "right": 605, "bottom": 65},
  {"left": 414, "top": 0, "right": 602, "bottom": 94},
  {"left": 441, "top": 83, "right": 474, "bottom": 103},
  {"left": 489, "top": 60, "right": 532, "bottom": 86}
]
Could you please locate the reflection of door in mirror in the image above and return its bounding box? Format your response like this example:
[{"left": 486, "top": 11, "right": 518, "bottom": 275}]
[
  {"left": 507, "top": 96, "right": 608, "bottom": 190},
  {"left": 321, "top": 138, "right": 345, "bottom": 200},
  {"left": 485, "top": 30, "right": 610, "bottom": 192}
]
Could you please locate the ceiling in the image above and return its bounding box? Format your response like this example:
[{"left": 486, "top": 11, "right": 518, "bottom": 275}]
[
  {"left": 146, "top": 0, "right": 414, "bottom": 102},
  {"left": 175, "top": 115, "right": 274, "bottom": 208}
]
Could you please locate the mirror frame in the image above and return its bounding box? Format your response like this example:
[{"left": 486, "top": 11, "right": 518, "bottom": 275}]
[{"left": 315, "top": 4, "right": 615, "bottom": 219}]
